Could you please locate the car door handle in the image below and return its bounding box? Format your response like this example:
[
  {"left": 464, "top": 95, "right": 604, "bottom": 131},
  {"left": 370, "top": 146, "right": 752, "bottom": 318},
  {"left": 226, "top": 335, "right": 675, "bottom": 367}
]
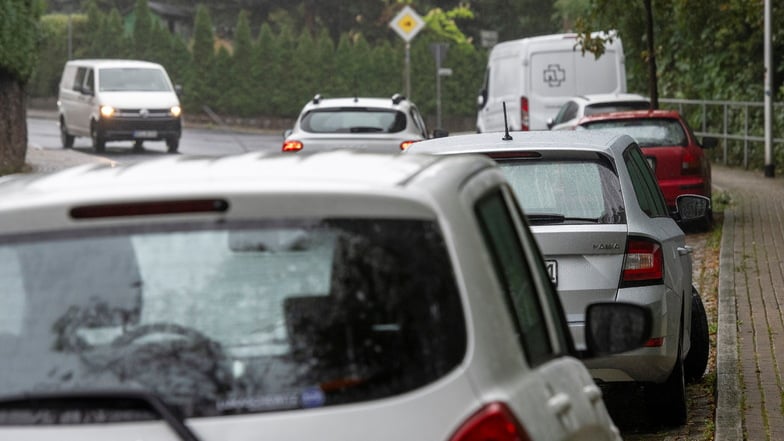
[
  {"left": 677, "top": 246, "right": 693, "bottom": 256},
  {"left": 547, "top": 392, "right": 572, "bottom": 415},
  {"left": 583, "top": 384, "right": 603, "bottom": 404}
]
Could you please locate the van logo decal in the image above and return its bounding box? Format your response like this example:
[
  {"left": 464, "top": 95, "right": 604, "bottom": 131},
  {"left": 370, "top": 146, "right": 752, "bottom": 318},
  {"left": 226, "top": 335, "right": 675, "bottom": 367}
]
[
  {"left": 139, "top": 108, "right": 149, "bottom": 118},
  {"left": 543, "top": 64, "right": 566, "bottom": 87}
]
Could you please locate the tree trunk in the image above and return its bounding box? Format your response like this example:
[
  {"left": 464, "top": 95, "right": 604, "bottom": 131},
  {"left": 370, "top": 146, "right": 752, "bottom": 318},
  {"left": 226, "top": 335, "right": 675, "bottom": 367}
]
[
  {"left": 644, "top": 0, "right": 659, "bottom": 109},
  {"left": 0, "top": 70, "right": 28, "bottom": 175}
]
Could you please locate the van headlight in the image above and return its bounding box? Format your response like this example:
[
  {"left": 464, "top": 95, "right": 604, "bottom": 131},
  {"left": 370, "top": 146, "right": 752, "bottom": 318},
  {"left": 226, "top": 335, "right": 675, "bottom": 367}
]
[
  {"left": 100, "top": 106, "right": 115, "bottom": 118},
  {"left": 170, "top": 105, "right": 182, "bottom": 117}
]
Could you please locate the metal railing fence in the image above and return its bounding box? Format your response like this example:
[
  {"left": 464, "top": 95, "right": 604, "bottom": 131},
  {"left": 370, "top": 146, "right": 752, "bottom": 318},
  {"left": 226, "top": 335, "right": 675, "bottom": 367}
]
[{"left": 659, "top": 98, "right": 784, "bottom": 170}]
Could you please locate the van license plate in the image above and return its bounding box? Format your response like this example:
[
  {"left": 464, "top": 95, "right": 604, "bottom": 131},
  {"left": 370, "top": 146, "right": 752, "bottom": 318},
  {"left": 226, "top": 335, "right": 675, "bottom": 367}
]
[
  {"left": 134, "top": 130, "right": 157, "bottom": 138},
  {"left": 545, "top": 260, "right": 557, "bottom": 285}
]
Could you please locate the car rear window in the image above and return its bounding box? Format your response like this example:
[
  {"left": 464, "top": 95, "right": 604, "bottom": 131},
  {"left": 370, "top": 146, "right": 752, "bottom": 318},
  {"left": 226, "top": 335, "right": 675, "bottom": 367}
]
[
  {"left": 496, "top": 157, "right": 625, "bottom": 224},
  {"left": 300, "top": 108, "right": 407, "bottom": 133},
  {"left": 0, "top": 219, "right": 465, "bottom": 423},
  {"left": 584, "top": 101, "right": 650, "bottom": 116},
  {"left": 580, "top": 117, "right": 687, "bottom": 147}
]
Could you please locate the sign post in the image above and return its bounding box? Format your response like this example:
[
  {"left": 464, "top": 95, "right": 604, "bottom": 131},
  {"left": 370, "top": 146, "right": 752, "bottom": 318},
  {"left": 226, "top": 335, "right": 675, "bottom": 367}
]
[
  {"left": 389, "top": 6, "right": 425, "bottom": 99},
  {"left": 430, "top": 43, "right": 450, "bottom": 129}
]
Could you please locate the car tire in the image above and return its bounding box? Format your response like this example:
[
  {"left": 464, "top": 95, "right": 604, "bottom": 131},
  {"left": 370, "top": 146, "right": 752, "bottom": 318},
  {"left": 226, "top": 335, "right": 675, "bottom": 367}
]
[
  {"left": 685, "top": 287, "right": 710, "bottom": 383},
  {"left": 166, "top": 137, "right": 179, "bottom": 154},
  {"left": 91, "top": 121, "right": 106, "bottom": 153},
  {"left": 645, "top": 321, "right": 687, "bottom": 426},
  {"left": 60, "top": 117, "right": 74, "bottom": 149}
]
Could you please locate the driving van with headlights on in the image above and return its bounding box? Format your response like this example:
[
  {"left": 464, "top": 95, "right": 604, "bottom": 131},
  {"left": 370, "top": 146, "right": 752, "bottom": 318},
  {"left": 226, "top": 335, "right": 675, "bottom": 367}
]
[{"left": 57, "top": 59, "right": 182, "bottom": 153}]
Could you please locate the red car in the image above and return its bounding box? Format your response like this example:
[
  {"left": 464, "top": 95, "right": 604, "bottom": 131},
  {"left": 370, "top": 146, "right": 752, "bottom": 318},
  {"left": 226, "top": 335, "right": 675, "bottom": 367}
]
[{"left": 577, "top": 109, "right": 717, "bottom": 220}]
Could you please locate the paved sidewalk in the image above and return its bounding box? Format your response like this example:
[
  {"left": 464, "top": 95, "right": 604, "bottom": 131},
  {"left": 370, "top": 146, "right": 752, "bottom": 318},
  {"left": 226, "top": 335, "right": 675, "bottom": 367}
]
[{"left": 714, "top": 164, "right": 784, "bottom": 441}]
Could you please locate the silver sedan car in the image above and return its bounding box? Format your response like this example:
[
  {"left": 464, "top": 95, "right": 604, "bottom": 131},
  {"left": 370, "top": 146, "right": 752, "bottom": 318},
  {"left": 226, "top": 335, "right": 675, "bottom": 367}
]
[
  {"left": 407, "top": 130, "right": 711, "bottom": 426},
  {"left": 0, "top": 151, "right": 648, "bottom": 440}
]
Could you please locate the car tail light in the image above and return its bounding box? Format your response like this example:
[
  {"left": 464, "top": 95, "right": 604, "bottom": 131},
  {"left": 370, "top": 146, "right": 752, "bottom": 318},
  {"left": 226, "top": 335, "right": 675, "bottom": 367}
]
[
  {"left": 520, "top": 97, "right": 529, "bottom": 131},
  {"left": 681, "top": 150, "right": 701, "bottom": 175},
  {"left": 449, "top": 402, "right": 532, "bottom": 441},
  {"left": 621, "top": 237, "right": 663, "bottom": 287},
  {"left": 282, "top": 140, "right": 303, "bottom": 152},
  {"left": 400, "top": 140, "right": 417, "bottom": 151}
]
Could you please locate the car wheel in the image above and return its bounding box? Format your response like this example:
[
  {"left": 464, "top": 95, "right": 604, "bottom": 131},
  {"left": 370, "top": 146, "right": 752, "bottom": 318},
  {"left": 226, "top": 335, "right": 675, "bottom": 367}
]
[
  {"left": 645, "top": 321, "right": 687, "bottom": 426},
  {"left": 91, "top": 121, "right": 106, "bottom": 153},
  {"left": 166, "top": 137, "right": 179, "bottom": 154},
  {"left": 685, "top": 286, "right": 710, "bottom": 383},
  {"left": 59, "top": 117, "right": 74, "bottom": 149}
]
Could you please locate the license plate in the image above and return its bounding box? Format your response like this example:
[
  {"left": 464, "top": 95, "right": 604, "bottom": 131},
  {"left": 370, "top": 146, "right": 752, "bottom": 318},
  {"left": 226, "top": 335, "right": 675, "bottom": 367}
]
[
  {"left": 134, "top": 130, "right": 157, "bottom": 138},
  {"left": 545, "top": 260, "right": 557, "bottom": 285}
]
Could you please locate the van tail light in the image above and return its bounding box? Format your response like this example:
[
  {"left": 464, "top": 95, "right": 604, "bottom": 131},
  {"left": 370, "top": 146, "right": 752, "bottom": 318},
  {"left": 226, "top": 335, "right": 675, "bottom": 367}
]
[
  {"left": 520, "top": 97, "right": 530, "bottom": 131},
  {"left": 621, "top": 237, "right": 663, "bottom": 287},
  {"left": 449, "top": 402, "right": 532, "bottom": 441},
  {"left": 400, "top": 140, "right": 417, "bottom": 151},
  {"left": 282, "top": 140, "right": 303, "bottom": 152},
  {"left": 681, "top": 150, "right": 701, "bottom": 175}
]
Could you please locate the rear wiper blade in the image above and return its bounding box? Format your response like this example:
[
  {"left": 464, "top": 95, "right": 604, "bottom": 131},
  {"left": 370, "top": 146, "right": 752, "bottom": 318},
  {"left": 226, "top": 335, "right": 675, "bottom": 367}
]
[
  {"left": 349, "top": 126, "right": 384, "bottom": 133},
  {"left": 563, "top": 216, "right": 601, "bottom": 223},
  {"left": 0, "top": 390, "right": 200, "bottom": 441},
  {"left": 526, "top": 213, "right": 565, "bottom": 224}
]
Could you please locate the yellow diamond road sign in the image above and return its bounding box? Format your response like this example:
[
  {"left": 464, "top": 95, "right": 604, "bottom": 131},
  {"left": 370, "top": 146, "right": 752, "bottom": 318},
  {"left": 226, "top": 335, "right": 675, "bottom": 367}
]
[{"left": 390, "top": 6, "right": 425, "bottom": 42}]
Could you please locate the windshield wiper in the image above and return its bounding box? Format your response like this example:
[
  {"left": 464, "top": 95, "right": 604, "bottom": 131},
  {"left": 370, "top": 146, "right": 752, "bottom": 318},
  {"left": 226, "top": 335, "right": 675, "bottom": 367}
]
[
  {"left": 349, "top": 126, "right": 384, "bottom": 133},
  {"left": 0, "top": 390, "right": 200, "bottom": 441}
]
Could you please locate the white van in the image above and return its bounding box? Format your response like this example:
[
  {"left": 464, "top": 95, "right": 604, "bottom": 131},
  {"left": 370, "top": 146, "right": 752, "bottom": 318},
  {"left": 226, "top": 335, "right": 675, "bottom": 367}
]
[
  {"left": 476, "top": 32, "right": 627, "bottom": 132},
  {"left": 57, "top": 59, "right": 182, "bottom": 153}
]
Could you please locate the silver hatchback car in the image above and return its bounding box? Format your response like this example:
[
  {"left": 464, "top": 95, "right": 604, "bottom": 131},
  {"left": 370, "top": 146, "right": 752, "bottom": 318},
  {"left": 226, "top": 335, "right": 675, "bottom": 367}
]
[
  {"left": 407, "top": 130, "right": 711, "bottom": 426},
  {"left": 0, "top": 151, "right": 648, "bottom": 440}
]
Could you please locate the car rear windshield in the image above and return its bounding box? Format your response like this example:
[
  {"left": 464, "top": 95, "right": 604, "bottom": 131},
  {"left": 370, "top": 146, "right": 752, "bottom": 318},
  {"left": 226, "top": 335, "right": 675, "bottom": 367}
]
[
  {"left": 581, "top": 118, "right": 687, "bottom": 147},
  {"left": 496, "top": 157, "right": 626, "bottom": 224},
  {"left": 300, "top": 108, "right": 407, "bottom": 133},
  {"left": 99, "top": 67, "right": 172, "bottom": 92},
  {"left": 0, "top": 219, "right": 465, "bottom": 423},
  {"left": 584, "top": 101, "right": 650, "bottom": 116}
]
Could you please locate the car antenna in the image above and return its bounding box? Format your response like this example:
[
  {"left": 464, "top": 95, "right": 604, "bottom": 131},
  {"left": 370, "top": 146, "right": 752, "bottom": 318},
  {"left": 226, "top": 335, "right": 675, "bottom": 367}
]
[{"left": 502, "top": 102, "right": 513, "bottom": 141}]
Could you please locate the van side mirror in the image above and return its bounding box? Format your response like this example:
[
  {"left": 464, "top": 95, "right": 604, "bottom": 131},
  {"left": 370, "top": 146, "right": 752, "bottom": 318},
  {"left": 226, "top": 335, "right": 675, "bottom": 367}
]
[
  {"left": 432, "top": 129, "right": 449, "bottom": 138},
  {"left": 476, "top": 89, "right": 487, "bottom": 109},
  {"left": 80, "top": 85, "right": 94, "bottom": 96},
  {"left": 174, "top": 84, "right": 183, "bottom": 97},
  {"left": 701, "top": 136, "right": 718, "bottom": 149},
  {"left": 546, "top": 117, "right": 555, "bottom": 130},
  {"left": 583, "top": 302, "right": 652, "bottom": 357}
]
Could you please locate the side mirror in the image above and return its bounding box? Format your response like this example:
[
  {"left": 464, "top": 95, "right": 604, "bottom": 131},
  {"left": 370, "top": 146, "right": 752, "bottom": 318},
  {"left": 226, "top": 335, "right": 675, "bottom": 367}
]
[
  {"left": 476, "top": 89, "right": 487, "bottom": 109},
  {"left": 282, "top": 129, "right": 293, "bottom": 139},
  {"left": 584, "top": 302, "right": 652, "bottom": 357},
  {"left": 81, "top": 85, "right": 94, "bottom": 96},
  {"left": 702, "top": 136, "right": 718, "bottom": 149},
  {"left": 546, "top": 117, "right": 555, "bottom": 130},
  {"left": 674, "top": 194, "right": 711, "bottom": 222},
  {"left": 174, "top": 84, "right": 184, "bottom": 97},
  {"left": 432, "top": 128, "right": 449, "bottom": 138}
]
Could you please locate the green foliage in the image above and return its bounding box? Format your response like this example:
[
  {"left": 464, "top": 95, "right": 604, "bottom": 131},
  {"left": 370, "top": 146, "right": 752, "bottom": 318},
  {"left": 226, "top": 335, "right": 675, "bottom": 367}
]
[
  {"left": 1, "top": 0, "right": 45, "bottom": 83},
  {"left": 424, "top": 6, "right": 474, "bottom": 46},
  {"left": 187, "top": 4, "right": 216, "bottom": 111}
]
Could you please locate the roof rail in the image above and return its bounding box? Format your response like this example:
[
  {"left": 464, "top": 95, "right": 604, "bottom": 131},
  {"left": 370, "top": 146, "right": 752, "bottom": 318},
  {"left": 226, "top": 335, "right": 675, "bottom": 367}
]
[
  {"left": 312, "top": 94, "right": 322, "bottom": 104},
  {"left": 391, "top": 94, "right": 406, "bottom": 105}
]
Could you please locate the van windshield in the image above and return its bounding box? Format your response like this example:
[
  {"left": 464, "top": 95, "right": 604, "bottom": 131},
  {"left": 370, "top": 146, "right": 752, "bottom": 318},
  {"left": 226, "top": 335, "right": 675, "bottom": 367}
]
[{"left": 99, "top": 67, "right": 172, "bottom": 92}]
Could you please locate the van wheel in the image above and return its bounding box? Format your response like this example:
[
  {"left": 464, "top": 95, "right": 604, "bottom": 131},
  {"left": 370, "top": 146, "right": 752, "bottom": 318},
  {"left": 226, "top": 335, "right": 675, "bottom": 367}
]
[
  {"left": 166, "top": 137, "right": 179, "bottom": 154},
  {"left": 60, "top": 117, "right": 74, "bottom": 149},
  {"left": 91, "top": 122, "right": 106, "bottom": 153},
  {"left": 684, "top": 286, "right": 710, "bottom": 383}
]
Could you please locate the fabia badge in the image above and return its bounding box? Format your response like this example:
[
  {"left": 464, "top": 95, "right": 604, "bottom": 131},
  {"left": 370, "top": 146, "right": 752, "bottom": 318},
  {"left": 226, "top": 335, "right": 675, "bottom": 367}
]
[{"left": 543, "top": 64, "right": 566, "bottom": 87}]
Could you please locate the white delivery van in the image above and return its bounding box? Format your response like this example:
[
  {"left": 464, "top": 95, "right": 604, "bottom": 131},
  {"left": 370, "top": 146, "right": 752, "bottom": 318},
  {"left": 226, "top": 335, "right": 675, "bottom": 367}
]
[
  {"left": 476, "top": 32, "right": 626, "bottom": 133},
  {"left": 57, "top": 59, "right": 182, "bottom": 153}
]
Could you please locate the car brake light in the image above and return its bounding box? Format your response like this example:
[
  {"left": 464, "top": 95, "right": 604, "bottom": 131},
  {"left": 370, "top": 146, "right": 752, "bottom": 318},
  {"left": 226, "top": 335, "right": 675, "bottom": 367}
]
[
  {"left": 681, "top": 150, "right": 701, "bottom": 175},
  {"left": 449, "top": 402, "right": 532, "bottom": 441},
  {"left": 400, "top": 140, "right": 417, "bottom": 151},
  {"left": 621, "top": 237, "right": 663, "bottom": 287},
  {"left": 520, "top": 97, "right": 529, "bottom": 131},
  {"left": 282, "top": 140, "right": 303, "bottom": 152}
]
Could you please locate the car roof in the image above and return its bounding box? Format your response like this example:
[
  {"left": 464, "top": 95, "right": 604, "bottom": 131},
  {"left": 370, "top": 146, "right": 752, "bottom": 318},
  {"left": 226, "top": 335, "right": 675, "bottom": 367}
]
[
  {"left": 577, "top": 109, "right": 683, "bottom": 124},
  {"left": 0, "top": 151, "right": 491, "bottom": 212},
  {"left": 65, "top": 59, "right": 165, "bottom": 69},
  {"left": 407, "top": 130, "right": 635, "bottom": 157},
  {"left": 299, "top": 95, "right": 413, "bottom": 112}
]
